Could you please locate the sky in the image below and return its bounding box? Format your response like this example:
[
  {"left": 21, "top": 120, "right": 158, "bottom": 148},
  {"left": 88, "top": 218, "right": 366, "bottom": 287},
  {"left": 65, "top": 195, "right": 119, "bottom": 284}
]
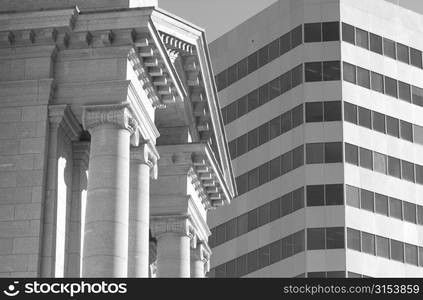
[{"left": 159, "top": 0, "right": 423, "bottom": 43}]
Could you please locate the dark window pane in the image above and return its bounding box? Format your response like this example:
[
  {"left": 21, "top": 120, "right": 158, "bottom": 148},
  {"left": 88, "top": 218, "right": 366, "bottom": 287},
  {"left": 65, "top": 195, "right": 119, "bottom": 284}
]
[
  {"left": 209, "top": 228, "right": 216, "bottom": 248},
  {"left": 345, "top": 143, "right": 359, "bottom": 165},
  {"left": 280, "top": 32, "right": 291, "bottom": 55},
  {"left": 280, "top": 72, "right": 291, "bottom": 93},
  {"left": 270, "top": 116, "right": 281, "bottom": 139},
  {"left": 326, "top": 227, "right": 345, "bottom": 249},
  {"left": 258, "top": 123, "right": 269, "bottom": 145},
  {"left": 389, "top": 197, "right": 403, "bottom": 220},
  {"left": 227, "top": 64, "right": 237, "bottom": 85},
  {"left": 342, "top": 23, "right": 355, "bottom": 44},
  {"left": 236, "top": 174, "right": 248, "bottom": 195},
  {"left": 292, "top": 146, "right": 304, "bottom": 169},
  {"left": 414, "top": 125, "right": 423, "bottom": 145},
  {"left": 344, "top": 102, "right": 358, "bottom": 124},
  {"left": 386, "top": 116, "right": 399, "bottom": 138},
  {"left": 216, "top": 70, "right": 227, "bottom": 91},
  {"left": 238, "top": 58, "right": 248, "bottom": 79},
  {"left": 327, "top": 271, "right": 345, "bottom": 278},
  {"left": 281, "top": 193, "right": 293, "bottom": 216},
  {"left": 226, "top": 259, "right": 236, "bottom": 278},
  {"left": 356, "top": 28, "right": 369, "bottom": 49},
  {"left": 410, "top": 47, "right": 422, "bottom": 68},
  {"left": 398, "top": 81, "right": 411, "bottom": 102},
  {"left": 292, "top": 104, "right": 304, "bottom": 127},
  {"left": 237, "top": 213, "right": 248, "bottom": 235},
  {"left": 269, "top": 240, "right": 281, "bottom": 264},
  {"left": 376, "top": 236, "right": 390, "bottom": 259},
  {"left": 258, "top": 85, "right": 269, "bottom": 105},
  {"left": 269, "top": 77, "right": 281, "bottom": 99},
  {"left": 226, "top": 101, "right": 237, "bottom": 123},
  {"left": 258, "top": 46, "right": 269, "bottom": 68},
  {"left": 388, "top": 156, "right": 401, "bottom": 178},
  {"left": 346, "top": 185, "right": 360, "bottom": 208},
  {"left": 361, "top": 189, "right": 374, "bottom": 212},
  {"left": 391, "top": 239, "right": 404, "bottom": 262},
  {"left": 418, "top": 206, "right": 423, "bottom": 225},
  {"left": 269, "top": 38, "right": 280, "bottom": 61},
  {"left": 215, "top": 264, "right": 226, "bottom": 278},
  {"left": 291, "top": 25, "right": 303, "bottom": 48},
  {"left": 405, "top": 243, "right": 418, "bottom": 265},
  {"left": 324, "top": 101, "right": 342, "bottom": 122},
  {"left": 291, "top": 64, "right": 303, "bottom": 88},
  {"left": 322, "top": 22, "right": 339, "bottom": 41},
  {"left": 248, "top": 128, "right": 259, "bottom": 151},
  {"left": 306, "top": 102, "right": 323, "bottom": 122},
  {"left": 236, "top": 133, "right": 247, "bottom": 157},
  {"left": 247, "top": 250, "right": 259, "bottom": 273},
  {"left": 281, "top": 110, "right": 292, "bottom": 133},
  {"left": 348, "top": 272, "right": 362, "bottom": 278},
  {"left": 370, "top": 33, "right": 383, "bottom": 54},
  {"left": 361, "top": 232, "right": 375, "bottom": 255},
  {"left": 226, "top": 218, "right": 238, "bottom": 241},
  {"left": 258, "top": 203, "right": 270, "bottom": 226},
  {"left": 385, "top": 76, "right": 398, "bottom": 98},
  {"left": 357, "top": 67, "right": 370, "bottom": 88},
  {"left": 293, "top": 187, "right": 305, "bottom": 211},
  {"left": 304, "top": 23, "right": 322, "bottom": 43},
  {"left": 281, "top": 151, "right": 293, "bottom": 174},
  {"left": 412, "top": 86, "right": 423, "bottom": 107},
  {"left": 371, "top": 72, "right": 384, "bottom": 93},
  {"left": 403, "top": 202, "right": 416, "bottom": 223},
  {"left": 270, "top": 156, "right": 281, "bottom": 180},
  {"left": 293, "top": 230, "right": 305, "bottom": 254},
  {"left": 347, "top": 228, "right": 361, "bottom": 251},
  {"left": 402, "top": 160, "right": 415, "bottom": 182},
  {"left": 358, "top": 107, "right": 372, "bottom": 129},
  {"left": 248, "top": 52, "right": 258, "bottom": 74},
  {"left": 237, "top": 255, "right": 247, "bottom": 277},
  {"left": 326, "top": 184, "right": 343, "bottom": 205},
  {"left": 270, "top": 198, "right": 281, "bottom": 222},
  {"left": 323, "top": 61, "right": 341, "bottom": 81},
  {"left": 281, "top": 235, "right": 294, "bottom": 259},
  {"left": 247, "top": 90, "right": 259, "bottom": 111},
  {"left": 308, "top": 272, "right": 326, "bottom": 278},
  {"left": 221, "top": 107, "right": 227, "bottom": 125},
  {"left": 420, "top": 247, "right": 423, "bottom": 267},
  {"left": 397, "top": 43, "right": 409, "bottom": 64},
  {"left": 229, "top": 140, "right": 236, "bottom": 159},
  {"left": 216, "top": 223, "right": 226, "bottom": 245},
  {"left": 360, "top": 147, "right": 373, "bottom": 170},
  {"left": 417, "top": 165, "right": 423, "bottom": 185},
  {"left": 237, "top": 96, "right": 248, "bottom": 117},
  {"left": 307, "top": 228, "right": 325, "bottom": 250},
  {"left": 248, "top": 167, "right": 259, "bottom": 190},
  {"left": 247, "top": 209, "right": 258, "bottom": 231},
  {"left": 306, "top": 185, "right": 324, "bottom": 206},
  {"left": 373, "top": 152, "right": 387, "bottom": 174},
  {"left": 325, "top": 142, "right": 343, "bottom": 163},
  {"left": 305, "top": 62, "right": 322, "bottom": 82},
  {"left": 343, "top": 62, "right": 356, "bottom": 84},
  {"left": 306, "top": 143, "right": 324, "bottom": 164},
  {"left": 375, "top": 193, "right": 389, "bottom": 216},
  {"left": 372, "top": 111, "right": 386, "bottom": 133},
  {"left": 400, "top": 120, "right": 413, "bottom": 142},
  {"left": 383, "top": 38, "right": 396, "bottom": 59},
  {"left": 259, "top": 163, "right": 270, "bottom": 185},
  {"left": 258, "top": 245, "right": 270, "bottom": 269}
]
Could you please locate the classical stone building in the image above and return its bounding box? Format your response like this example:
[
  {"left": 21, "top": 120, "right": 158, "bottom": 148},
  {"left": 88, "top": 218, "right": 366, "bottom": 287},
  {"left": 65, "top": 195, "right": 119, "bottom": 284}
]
[{"left": 0, "top": 0, "right": 236, "bottom": 278}]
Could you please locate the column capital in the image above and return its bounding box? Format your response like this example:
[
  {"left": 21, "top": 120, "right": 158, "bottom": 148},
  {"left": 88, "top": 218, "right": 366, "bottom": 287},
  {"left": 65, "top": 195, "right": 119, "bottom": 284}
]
[
  {"left": 49, "top": 104, "right": 82, "bottom": 141},
  {"left": 130, "top": 143, "right": 159, "bottom": 179},
  {"left": 150, "top": 215, "right": 196, "bottom": 240}
]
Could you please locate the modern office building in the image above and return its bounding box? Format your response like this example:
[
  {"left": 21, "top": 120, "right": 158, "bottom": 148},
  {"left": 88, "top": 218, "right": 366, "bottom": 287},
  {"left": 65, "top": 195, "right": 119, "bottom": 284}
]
[{"left": 207, "top": 0, "right": 423, "bottom": 277}]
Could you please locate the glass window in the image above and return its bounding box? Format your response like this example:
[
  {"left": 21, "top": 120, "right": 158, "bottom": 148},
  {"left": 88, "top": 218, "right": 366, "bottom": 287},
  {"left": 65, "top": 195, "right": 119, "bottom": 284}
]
[
  {"left": 385, "top": 76, "right": 398, "bottom": 98},
  {"left": 293, "top": 187, "right": 305, "bottom": 211},
  {"left": 307, "top": 185, "right": 324, "bottom": 207},
  {"left": 361, "top": 232, "right": 375, "bottom": 255},
  {"left": 281, "top": 234, "right": 293, "bottom": 259},
  {"left": 376, "top": 236, "right": 390, "bottom": 259},
  {"left": 269, "top": 38, "right": 280, "bottom": 61},
  {"left": 391, "top": 239, "right": 404, "bottom": 262},
  {"left": 258, "top": 245, "right": 270, "bottom": 269},
  {"left": 270, "top": 156, "right": 281, "bottom": 180},
  {"left": 371, "top": 71, "right": 384, "bottom": 93},
  {"left": 326, "top": 184, "right": 344, "bottom": 205},
  {"left": 258, "top": 122, "right": 269, "bottom": 145},
  {"left": 229, "top": 140, "right": 236, "bottom": 159},
  {"left": 361, "top": 189, "right": 374, "bottom": 212},
  {"left": 417, "top": 165, "right": 423, "bottom": 185},
  {"left": 292, "top": 146, "right": 304, "bottom": 169},
  {"left": 291, "top": 64, "right": 303, "bottom": 88},
  {"left": 323, "top": 61, "right": 341, "bottom": 81},
  {"left": 248, "top": 52, "right": 258, "bottom": 74},
  {"left": 281, "top": 193, "right": 293, "bottom": 216},
  {"left": 345, "top": 143, "right": 359, "bottom": 165},
  {"left": 269, "top": 240, "right": 281, "bottom": 264},
  {"left": 247, "top": 250, "right": 259, "bottom": 273},
  {"left": 357, "top": 67, "right": 370, "bottom": 88},
  {"left": 397, "top": 43, "right": 409, "bottom": 64},
  {"left": 236, "top": 133, "right": 247, "bottom": 157},
  {"left": 237, "top": 96, "right": 248, "bottom": 117},
  {"left": 343, "top": 62, "right": 356, "bottom": 84},
  {"left": 305, "top": 62, "right": 322, "bottom": 82},
  {"left": 325, "top": 142, "right": 343, "bottom": 163},
  {"left": 292, "top": 104, "right": 304, "bottom": 127},
  {"left": 373, "top": 152, "right": 387, "bottom": 174},
  {"left": 360, "top": 147, "right": 373, "bottom": 170},
  {"left": 281, "top": 111, "right": 292, "bottom": 133},
  {"left": 420, "top": 247, "right": 423, "bottom": 267},
  {"left": 410, "top": 47, "right": 422, "bottom": 68},
  {"left": 248, "top": 167, "right": 259, "bottom": 191},
  {"left": 369, "top": 33, "right": 383, "bottom": 54},
  {"left": 215, "top": 264, "right": 225, "bottom": 278},
  {"left": 348, "top": 272, "right": 362, "bottom": 278},
  {"left": 248, "top": 128, "right": 259, "bottom": 151},
  {"left": 280, "top": 32, "right": 291, "bottom": 55},
  {"left": 398, "top": 81, "right": 411, "bottom": 102},
  {"left": 258, "top": 85, "right": 269, "bottom": 105},
  {"left": 307, "top": 228, "right": 325, "bottom": 250},
  {"left": 226, "top": 101, "right": 237, "bottom": 124},
  {"left": 216, "top": 223, "right": 226, "bottom": 245},
  {"left": 308, "top": 272, "right": 326, "bottom": 278},
  {"left": 383, "top": 38, "right": 396, "bottom": 59},
  {"left": 258, "top": 204, "right": 270, "bottom": 227},
  {"left": 372, "top": 111, "right": 386, "bottom": 133},
  {"left": 269, "top": 77, "right": 281, "bottom": 99},
  {"left": 269, "top": 116, "right": 281, "bottom": 140},
  {"left": 247, "top": 89, "right": 259, "bottom": 112},
  {"left": 327, "top": 271, "right": 345, "bottom": 278},
  {"left": 293, "top": 230, "right": 305, "bottom": 254},
  {"left": 402, "top": 160, "right": 415, "bottom": 182},
  {"left": 405, "top": 243, "right": 418, "bottom": 265},
  {"left": 412, "top": 86, "right": 423, "bottom": 107},
  {"left": 326, "top": 227, "right": 345, "bottom": 249},
  {"left": 216, "top": 71, "right": 227, "bottom": 91},
  {"left": 227, "top": 64, "right": 237, "bottom": 85},
  {"left": 324, "top": 101, "right": 342, "bottom": 121},
  {"left": 281, "top": 151, "right": 293, "bottom": 174},
  {"left": 400, "top": 120, "right": 413, "bottom": 142},
  {"left": 389, "top": 197, "right": 403, "bottom": 220},
  {"left": 236, "top": 174, "right": 248, "bottom": 195},
  {"left": 238, "top": 57, "right": 248, "bottom": 79},
  {"left": 356, "top": 28, "right": 369, "bottom": 49},
  {"left": 226, "top": 218, "right": 238, "bottom": 241},
  {"left": 247, "top": 208, "right": 258, "bottom": 231},
  {"left": 346, "top": 185, "right": 360, "bottom": 208},
  {"left": 291, "top": 25, "right": 303, "bottom": 48},
  {"left": 386, "top": 116, "right": 399, "bottom": 138},
  {"left": 342, "top": 23, "right": 355, "bottom": 44},
  {"left": 322, "top": 22, "right": 339, "bottom": 41},
  {"left": 388, "top": 156, "right": 401, "bottom": 178},
  {"left": 403, "top": 202, "right": 416, "bottom": 223},
  {"left": 237, "top": 213, "right": 248, "bottom": 236},
  {"left": 414, "top": 125, "right": 423, "bottom": 145},
  {"left": 347, "top": 228, "right": 361, "bottom": 251},
  {"left": 237, "top": 255, "right": 247, "bottom": 277},
  {"left": 258, "top": 45, "right": 269, "bottom": 68},
  {"left": 306, "top": 102, "right": 323, "bottom": 122},
  {"left": 418, "top": 206, "right": 423, "bottom": 225},
  {"left": 270, "top": 198, "right": 281, "bottom": 222},
  {"left": 358, "top": 107, "right": 372, "bottom": 129},
  {"left": 226, "top": 259, "right": 236, "bottom": 278},
  {"left": 304, "top": 23, "right": 322, "bottom": 43},
  {"left": 259, "top": 163, "right": 269, "bottom": 185},
  {"left": 344, "top": 102, "right": 358, "bottom": 124},
  {"left": 375, "top": 193, "right": 389, "bottom": 216},
  {"left": 306, "top": 143, "right": 324, "bottom": 164}
]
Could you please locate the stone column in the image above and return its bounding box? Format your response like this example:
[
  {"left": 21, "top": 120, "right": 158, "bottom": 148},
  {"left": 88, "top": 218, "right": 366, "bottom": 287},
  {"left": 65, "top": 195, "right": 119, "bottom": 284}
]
[
  {"left": 81, "top": 104, "right": 137, "bottom": 277},
  {"left": 127, "top": 144, "right": 158, "bottom": 277},
  {"left": 151, "top": 216, "right": 194, "bottom": 278},
  {"left": 190, "top": 242, "right": 210, "bottom": 278}
]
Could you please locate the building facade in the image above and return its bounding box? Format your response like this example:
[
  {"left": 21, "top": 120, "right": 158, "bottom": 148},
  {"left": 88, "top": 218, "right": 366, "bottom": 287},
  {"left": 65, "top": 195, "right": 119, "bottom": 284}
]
[
  {"left": 0, "top": 0, "right": 236, "bottom": 278},
  {"left": 208, "top": 0, "right": 423, "bottom": 277}
]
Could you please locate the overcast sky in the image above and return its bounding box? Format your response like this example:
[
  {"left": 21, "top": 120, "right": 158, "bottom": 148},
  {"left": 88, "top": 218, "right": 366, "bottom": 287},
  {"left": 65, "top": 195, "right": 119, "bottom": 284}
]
[{"left": 159, "top": 0, "right": 423, "bottom": 43}]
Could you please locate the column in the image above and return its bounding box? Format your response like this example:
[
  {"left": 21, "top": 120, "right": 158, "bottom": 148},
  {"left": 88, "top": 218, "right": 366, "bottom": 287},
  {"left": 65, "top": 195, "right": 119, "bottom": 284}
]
[
  {"left": 127, "top": 144, "right": 157, "bottom": 277},
  {"left": 151, "top": 216, "right": 194, "bottom": 278},
  {"left": 81, "top": 104, "right": 137, "bottom": 277},
  {"left": 190, "top": 242, "right": 210, "bottom": 278}
]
